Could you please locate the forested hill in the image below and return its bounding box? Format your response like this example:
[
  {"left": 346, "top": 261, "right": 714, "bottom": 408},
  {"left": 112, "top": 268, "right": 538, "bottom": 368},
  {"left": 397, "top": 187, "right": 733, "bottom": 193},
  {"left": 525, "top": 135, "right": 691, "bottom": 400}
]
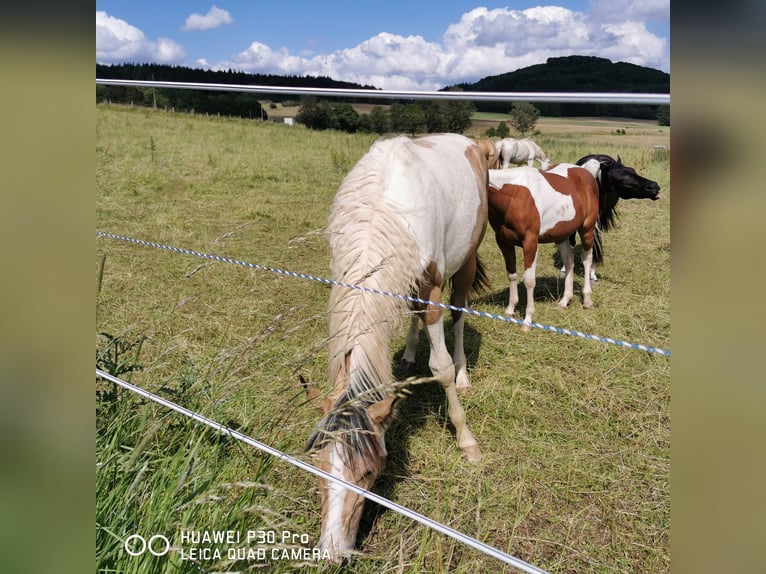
[
  {"left": 96, "top": 63, "right": 378, "bottom": 92},
  {"left": 96, "top": 63, "right": 379, "bottom": 120},
  {"left": 446, "top": 56, "right": 670, "bottom": 118}
]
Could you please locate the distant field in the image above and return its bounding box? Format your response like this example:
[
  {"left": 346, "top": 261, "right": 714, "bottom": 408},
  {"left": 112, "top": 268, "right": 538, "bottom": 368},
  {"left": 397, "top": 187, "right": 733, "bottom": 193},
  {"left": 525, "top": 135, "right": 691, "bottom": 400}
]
[{"left": 97, "top": 103, "right": 669, "bottom": 574}]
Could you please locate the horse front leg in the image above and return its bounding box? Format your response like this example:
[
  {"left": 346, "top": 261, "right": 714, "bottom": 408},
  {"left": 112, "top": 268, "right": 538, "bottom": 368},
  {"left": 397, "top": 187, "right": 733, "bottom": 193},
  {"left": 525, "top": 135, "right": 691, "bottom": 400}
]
[
  {"left": 449, "top": 256, "right": 477, "bottom": 392},
  {"left": 557, "top": 240, "right": 575, "bottom": 308},
  {"left": 521, "top": 239, "right": 539, "bottom": 331},
  {"left": 422, "top": 284, "right": 481, "bottom": 462}
]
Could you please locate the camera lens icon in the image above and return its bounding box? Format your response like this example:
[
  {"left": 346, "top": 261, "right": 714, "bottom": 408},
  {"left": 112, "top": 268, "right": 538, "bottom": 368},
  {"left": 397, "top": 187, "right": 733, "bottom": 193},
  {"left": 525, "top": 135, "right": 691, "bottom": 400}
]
[{"left": 124, "top": 534, "right": 171, "bottom": 556}]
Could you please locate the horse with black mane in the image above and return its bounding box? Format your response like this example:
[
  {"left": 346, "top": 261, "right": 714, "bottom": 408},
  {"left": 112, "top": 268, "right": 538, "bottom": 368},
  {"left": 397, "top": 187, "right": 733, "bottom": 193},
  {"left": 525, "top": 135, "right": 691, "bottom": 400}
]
[
  {"left": 304, "top": 133, "right": 489, "bottom": 562},
  {"left": 559, "top": 154, "right": 663, "bottom": 281}
]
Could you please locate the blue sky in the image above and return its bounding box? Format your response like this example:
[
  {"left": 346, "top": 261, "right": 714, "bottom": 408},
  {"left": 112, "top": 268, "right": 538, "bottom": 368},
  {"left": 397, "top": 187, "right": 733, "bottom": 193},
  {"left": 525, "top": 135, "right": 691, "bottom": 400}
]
[{"left": 96, "top": 1, "right": 669, "bottom": 91}]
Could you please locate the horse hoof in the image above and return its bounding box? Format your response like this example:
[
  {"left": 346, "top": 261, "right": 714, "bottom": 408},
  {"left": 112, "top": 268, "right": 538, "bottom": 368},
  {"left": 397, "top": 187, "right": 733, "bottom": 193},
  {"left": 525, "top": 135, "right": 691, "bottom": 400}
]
[
  {"left": 521, "top": 324, "right": 532, "bottom": 332},
  {"left": 461, "top": 444, "right": 482, "bottom": 462},
  {"left": 583, "top": 301, "right": 594, "bottom": 309},
  {"left": 455, "top": 371, "right": 472, "bottom": 392}
]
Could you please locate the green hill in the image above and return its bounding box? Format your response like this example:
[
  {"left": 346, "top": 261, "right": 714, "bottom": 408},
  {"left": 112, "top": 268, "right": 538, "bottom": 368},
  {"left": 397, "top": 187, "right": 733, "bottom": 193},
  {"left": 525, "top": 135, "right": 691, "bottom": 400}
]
[{"left": 447, "top": 55, "right": 669, "bottom": 118}]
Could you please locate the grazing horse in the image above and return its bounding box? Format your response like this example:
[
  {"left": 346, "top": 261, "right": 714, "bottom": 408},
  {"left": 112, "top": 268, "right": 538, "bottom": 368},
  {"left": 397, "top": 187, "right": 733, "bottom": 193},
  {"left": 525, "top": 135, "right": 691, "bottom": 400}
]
[
  {"left": 495, "top": 137, "right": 551, "bottom": 170},
  {"left": 305, "top": 133, "right": 488, "bottom": 561},
  {"left": 558, "top": 154, "right": 663, "bottom": 281},
  {"left": 487, "top": 161, "right": 602, "bottom": 328}
]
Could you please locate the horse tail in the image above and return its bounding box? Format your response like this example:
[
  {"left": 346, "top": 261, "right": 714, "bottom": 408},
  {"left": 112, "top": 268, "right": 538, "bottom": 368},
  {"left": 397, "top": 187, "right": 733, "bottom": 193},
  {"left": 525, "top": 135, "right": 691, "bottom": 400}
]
[
  {"left": 448, "top": 254, "right": 490, "bottom": 297},
  {"left": 473, "top": 255, "right": 490, "bottom": 294}
]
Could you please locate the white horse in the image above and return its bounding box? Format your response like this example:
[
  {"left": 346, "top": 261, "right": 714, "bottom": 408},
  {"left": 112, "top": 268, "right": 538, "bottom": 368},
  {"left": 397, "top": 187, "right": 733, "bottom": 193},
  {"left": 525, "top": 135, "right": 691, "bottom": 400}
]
[
  {"left": 305, "top": 133, "right": 488, "bottom": 561},
  {"left": 496, "top": 137, "right": 551, "bottom": 170}
]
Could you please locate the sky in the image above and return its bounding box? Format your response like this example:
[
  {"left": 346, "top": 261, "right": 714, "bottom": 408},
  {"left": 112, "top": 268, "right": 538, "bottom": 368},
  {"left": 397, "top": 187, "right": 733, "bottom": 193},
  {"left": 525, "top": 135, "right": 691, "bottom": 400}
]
[{"left": 96, "top": 1, "right": 669, "bottom": 91}]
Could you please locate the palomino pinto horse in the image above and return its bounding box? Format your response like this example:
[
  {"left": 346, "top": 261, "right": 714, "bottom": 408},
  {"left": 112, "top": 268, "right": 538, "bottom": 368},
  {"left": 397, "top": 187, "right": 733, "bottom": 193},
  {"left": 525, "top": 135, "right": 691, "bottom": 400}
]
[
  {"left": 487, "top": 161, "right": 602, "bottom": 328},
  {"left": 471, "top": 138, "right": 500, "bottom": 169},
  {"left": 495, "top": 137, "right": 551, "bottom": 170},
  {"left": 305, "top": 134, "right": 488, "bottom": 561},
  {"left": 558, "top": 154, "right": 663, "bottom": 281}
]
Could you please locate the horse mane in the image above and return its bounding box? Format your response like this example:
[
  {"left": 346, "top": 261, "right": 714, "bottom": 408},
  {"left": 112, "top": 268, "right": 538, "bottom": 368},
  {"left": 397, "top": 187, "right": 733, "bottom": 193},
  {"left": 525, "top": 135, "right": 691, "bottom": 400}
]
[
  {"left": 577, "top": 154, "right": 622, "bottom": 233},
  {"left": 306, "top": 137, "right": 424, "bottom": 467}
]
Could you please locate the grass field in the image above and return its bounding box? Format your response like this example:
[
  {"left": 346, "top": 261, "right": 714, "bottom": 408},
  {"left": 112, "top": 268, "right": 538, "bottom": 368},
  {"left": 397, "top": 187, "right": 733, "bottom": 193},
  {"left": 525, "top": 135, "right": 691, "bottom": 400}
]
[{"left": 96, "top": 103, "right": 670, "bottom": 573}]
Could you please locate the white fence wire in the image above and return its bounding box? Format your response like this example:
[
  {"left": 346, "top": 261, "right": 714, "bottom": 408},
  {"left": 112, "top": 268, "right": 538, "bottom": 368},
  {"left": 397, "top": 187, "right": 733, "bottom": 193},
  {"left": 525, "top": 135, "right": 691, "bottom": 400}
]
[{"left": 96, "top": 78, "right": 670, "bottom": 105}]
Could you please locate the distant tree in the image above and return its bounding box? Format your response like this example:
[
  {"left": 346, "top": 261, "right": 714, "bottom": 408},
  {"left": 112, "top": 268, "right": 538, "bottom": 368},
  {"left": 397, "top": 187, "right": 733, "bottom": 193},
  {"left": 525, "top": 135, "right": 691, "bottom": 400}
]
[
  {"left": 368, "top": 106, "right": 390, "bottom": 134},
  {"left": 331, "top": 102, "right": 360, "bottom": 132},
  {"left": 509, "top": 102, "right": 540, "bottom": 136},
  {"left": 444, "top": 99, "right": 475, "bottom": 134},
  {"left": 389, "top": 103, "right": 405, "bottom": 132},
  {"left": 296, "top": 98, "right": 325, "bottom": 129},
  {"left": 485, "top": 121, "right": 510, "bottom": 138},
  {"left": 422, "top": 100, "right": 447, "bottom": 133},
  {"left": 399, "top": 104, "right": 427, "bottom": 136},
  {"left": 656, "top": 105, "right": 670, "bottom": 126}
]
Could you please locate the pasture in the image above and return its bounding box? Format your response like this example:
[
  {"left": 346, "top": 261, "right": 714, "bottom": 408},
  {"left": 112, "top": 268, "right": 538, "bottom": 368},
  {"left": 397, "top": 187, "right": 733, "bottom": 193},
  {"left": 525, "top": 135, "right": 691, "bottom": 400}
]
[{"left": 96, "top": 103, "right": 669, "bottom": 573}]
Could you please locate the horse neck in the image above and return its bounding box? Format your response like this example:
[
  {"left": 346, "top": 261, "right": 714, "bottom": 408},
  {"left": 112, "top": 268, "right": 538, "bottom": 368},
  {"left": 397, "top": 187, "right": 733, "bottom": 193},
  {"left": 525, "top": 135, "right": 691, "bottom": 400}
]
[
  {"left": 327, "top": 289, "right": 395, "bottom": 405},
  {"left": 326, "top": 157, "right": 423, "bottom": 405}
]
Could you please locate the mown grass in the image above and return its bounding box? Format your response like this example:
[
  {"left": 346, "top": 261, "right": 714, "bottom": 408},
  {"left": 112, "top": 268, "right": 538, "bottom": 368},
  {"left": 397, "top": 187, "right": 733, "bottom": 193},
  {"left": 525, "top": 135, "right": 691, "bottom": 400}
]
[{"left": 96, "top": 103, "right": 669, "bottom": 573}]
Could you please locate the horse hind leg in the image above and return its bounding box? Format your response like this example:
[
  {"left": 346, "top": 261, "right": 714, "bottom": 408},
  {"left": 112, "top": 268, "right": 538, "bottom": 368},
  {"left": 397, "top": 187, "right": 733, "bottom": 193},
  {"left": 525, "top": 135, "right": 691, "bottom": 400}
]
[
  {"left": 581, "top": 246, "right": 594, "bottom": 308},
  {"left": 559, "top": 234, "right": 577, "bottom": 278},
  {"left": 579, "top": 231, "right": 595, "bottom": 309},
  {"left": 557, "top": 240, "right": 575, "bottom": 308},
  {"left": 496, "top": 235, "right": 519, "bottom": 317}
]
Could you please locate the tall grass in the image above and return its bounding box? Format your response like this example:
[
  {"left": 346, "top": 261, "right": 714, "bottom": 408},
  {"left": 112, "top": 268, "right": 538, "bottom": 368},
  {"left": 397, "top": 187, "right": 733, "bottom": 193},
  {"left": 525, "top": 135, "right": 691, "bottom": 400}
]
[{"left": 97, "top": 104, "right": 669, "bottom": 573}]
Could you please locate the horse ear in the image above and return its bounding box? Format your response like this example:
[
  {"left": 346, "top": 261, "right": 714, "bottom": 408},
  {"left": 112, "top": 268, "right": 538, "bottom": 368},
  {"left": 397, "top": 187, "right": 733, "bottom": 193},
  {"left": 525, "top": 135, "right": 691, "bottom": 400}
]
[
  {"left": 616, "top": 155, "right": 623, "bottom": 165},
  {"left": 366, "top": 396, "right": 400, "bottom": 430},
  {"left": 300, "top": 375, "right": 331, "bottom": 414}
]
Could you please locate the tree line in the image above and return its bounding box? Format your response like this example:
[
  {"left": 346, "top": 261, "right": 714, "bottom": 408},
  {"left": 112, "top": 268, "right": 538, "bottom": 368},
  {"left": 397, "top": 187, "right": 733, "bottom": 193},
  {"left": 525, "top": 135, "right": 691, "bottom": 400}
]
[{"left": 296, "top": 97, "right": 474, "bottom": 135}]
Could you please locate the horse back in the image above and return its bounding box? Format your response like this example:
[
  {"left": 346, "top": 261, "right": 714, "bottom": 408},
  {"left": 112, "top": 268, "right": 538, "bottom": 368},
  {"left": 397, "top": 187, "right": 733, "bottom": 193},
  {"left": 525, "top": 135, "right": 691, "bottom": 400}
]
[
  {"left": 539, "top": 165, "right": 599, "bottom": 239},
  {"left": 387, "top": 134, "right": 488, "bottom": 278}
]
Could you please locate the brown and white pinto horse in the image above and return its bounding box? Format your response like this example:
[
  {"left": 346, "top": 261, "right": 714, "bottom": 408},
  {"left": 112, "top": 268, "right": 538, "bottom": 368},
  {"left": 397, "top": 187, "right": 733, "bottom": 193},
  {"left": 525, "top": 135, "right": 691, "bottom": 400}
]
[
  {"left": 487, "top": 161, "right": 602, "bottom": 328},
  {"left": 305, "top": 133, "right": 488, "bottom": 562}
]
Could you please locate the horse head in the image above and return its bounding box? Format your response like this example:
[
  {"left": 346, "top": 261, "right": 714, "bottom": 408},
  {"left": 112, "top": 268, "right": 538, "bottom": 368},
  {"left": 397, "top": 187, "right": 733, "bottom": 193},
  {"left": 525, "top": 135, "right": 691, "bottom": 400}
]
[
  {"left": 607, "top": 156, "right": 662, "bottom": 201},
  {"left": 577, "top": 154, "right": 662, "bottom": 231},
  {"left": 304, "top": 377, "right": 400, "bottom": 562}
]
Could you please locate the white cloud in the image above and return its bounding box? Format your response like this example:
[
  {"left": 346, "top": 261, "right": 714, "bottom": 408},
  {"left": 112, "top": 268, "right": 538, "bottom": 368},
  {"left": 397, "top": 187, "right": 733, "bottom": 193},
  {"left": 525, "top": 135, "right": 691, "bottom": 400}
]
[
  {"left": 96, "top": 11, "right": 185, "bottom": 64},
  {"left": 213, "top": 4, "right": 668, "bottom": 90},
  {"left": 589, "top": 0, "right": 670, "bottom": 24},
  {"left": 182, "top": 5, "right": 233, "bottom": 32},
  {"left": 97, "top": 3, "right": 669, "bottom": 91},
  {"left": 598, "top": 21, "right": 667, "bottom": 66}
]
